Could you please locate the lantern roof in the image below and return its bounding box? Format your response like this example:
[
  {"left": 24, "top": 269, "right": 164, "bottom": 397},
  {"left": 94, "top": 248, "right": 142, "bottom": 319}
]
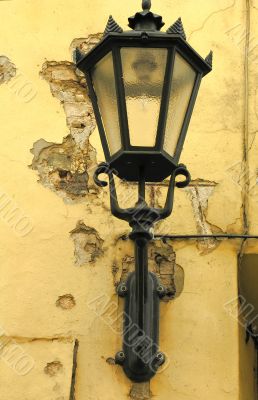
[
  {"left": 76, "top": 31, "right": 212, "bottom": 77},
  {"left": 76, "top": 1, "right": 212, "bottom": 76},
  {"left": 75, "top": 1, "right": 213, "bottom": 182}
]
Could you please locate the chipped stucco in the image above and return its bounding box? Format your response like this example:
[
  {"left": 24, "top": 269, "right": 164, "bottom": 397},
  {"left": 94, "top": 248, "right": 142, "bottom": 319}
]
[
  {"left": 70, "top": 221, "right": 104, "bottom": 266},
  {"left": 56, "top": 294, "right": 76, "bottom": 310},
  {"left": 113, "top": 237, "right": 184, "bottom": 302},
  {"left": 30, "top": 34, "right": 103, "bottom": 203},
  {"left": 30, "top": 135, "right": 97, "bottom": 202},
  {"left": 0, "top": 56, "right": 16, "bottom": 84},
  {"left": 130, "top": 382, "right": 152, "bottom": 400}
]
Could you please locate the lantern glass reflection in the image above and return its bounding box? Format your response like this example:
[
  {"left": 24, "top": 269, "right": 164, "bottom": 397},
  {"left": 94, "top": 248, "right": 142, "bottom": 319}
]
[
  {"left": 92, "top": 52, "right": 122, "bottom": 155},
  {"left": 121, "top": 48, "right": 168, "bottom": 147},
  {"left": 163, "top": 53, "right": 196, "bottom": 157}
]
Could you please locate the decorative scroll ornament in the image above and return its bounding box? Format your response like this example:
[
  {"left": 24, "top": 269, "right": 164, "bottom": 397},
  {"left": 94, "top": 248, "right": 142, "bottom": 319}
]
[
  {"left": 94, "top": 162, "right": 191, "bottom": 226},
  {"left": 104, "top": 15, "right": 123, "bottom": 37},
  {"left": 166, "top": 17, "right": 186, "bottom": 40}
]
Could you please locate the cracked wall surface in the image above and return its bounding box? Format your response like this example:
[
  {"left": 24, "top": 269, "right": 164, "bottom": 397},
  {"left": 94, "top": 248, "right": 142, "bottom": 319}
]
[{"left": 0, "top": 0, "right": 255, "bottom": 399}]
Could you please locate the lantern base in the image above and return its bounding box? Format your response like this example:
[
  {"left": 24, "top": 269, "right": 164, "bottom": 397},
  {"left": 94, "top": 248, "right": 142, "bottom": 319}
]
[{"left": 110, "top": 150, "right": 178, "bottom": 182}]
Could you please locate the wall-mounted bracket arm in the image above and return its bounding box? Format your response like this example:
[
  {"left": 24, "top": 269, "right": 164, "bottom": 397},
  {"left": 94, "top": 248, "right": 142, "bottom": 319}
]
[{"left": 94, "top": 162, "right": 191, "bottom": 382}]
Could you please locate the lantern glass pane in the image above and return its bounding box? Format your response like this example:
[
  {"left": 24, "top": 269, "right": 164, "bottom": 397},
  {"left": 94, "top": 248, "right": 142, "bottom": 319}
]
[
  {"left": 92, "top": 52, "right": 121, "bottom": 156},
  {"left": 164, "top": 53, "right": 196, "bottom": 157},
  {"left": 121, "top": 48, "right": 167, "bottom": 147}
]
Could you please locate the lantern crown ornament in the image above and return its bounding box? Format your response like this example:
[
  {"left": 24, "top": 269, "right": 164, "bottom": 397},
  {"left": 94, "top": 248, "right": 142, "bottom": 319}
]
[{"left": 128, "top": 0, "right": 165, "bottom": 31}]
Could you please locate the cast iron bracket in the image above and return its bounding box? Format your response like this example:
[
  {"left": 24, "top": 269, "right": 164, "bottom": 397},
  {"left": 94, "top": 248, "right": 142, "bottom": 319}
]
[{"left": 94, "top": 162, "right": 190, "bottom": 382}]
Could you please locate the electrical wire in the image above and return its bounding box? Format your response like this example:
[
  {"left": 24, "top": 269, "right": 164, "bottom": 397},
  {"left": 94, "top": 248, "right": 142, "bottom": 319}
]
[{"left": 154, "top": 234, "right": 258, "bottom": 241}]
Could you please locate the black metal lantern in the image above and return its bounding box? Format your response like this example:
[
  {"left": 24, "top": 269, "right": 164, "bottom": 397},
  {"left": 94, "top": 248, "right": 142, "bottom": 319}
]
[
  {"left": 76, "top": 0, "right": 212, "bottom": 384},
  {"left": 77, "top": 1, "right": 212, "bottom": 182}
]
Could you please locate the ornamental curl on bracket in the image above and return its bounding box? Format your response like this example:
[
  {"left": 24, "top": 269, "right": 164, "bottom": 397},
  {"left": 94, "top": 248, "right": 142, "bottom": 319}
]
[
  {"left": 93, "top": 162, "right": 191, "bottom": 225},
  {"left": 94, "top": 162, "right": 190, "bottom": 189},
  {"left": 93, "top": 162, "right": 115, "bottom": 187},
  {"left": 174, "top": 164, "right": 191, "bottom": 188}
]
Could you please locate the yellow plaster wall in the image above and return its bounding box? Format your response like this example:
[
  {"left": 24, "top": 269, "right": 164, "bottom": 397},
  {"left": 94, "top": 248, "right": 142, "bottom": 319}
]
[
  {"left": 239, "top": 2, "right": 258, "bottom": 400},
  {"left": 0, "top": 0, "right": 256, "bottom": 399}
]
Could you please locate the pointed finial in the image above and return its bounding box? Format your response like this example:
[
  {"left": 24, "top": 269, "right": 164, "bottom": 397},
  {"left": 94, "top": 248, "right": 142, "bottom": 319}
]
[
  {"left": 142, "top": 0, "right": 151, "bottom": 11},
  {"left": 205, "top": 50, "right": 213, "bottom": 68},
  {"left": 74, "top": 47, "right": 84, "bottom": 64},
  {"left": 166, "top": 17, "right": 186, "bottom": 40},
  {"left": 104, "top": 15, "right": 123, "bottom": 37}
]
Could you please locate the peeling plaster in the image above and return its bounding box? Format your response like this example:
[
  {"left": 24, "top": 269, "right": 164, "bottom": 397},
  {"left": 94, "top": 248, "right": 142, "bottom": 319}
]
[
  {"left": 70, "top": 34, "right": 102, "bottom": 58},
  {"left": 150, "top": 245, "right": 185, "bottom": 301},
  {"left": 185, "top": 184, "right": 220, "bottom": 254},
  {"left": 130, "top": 383, "right": 152, "bottom": 400},
  {"left": 31, "top": 35, "right": 102, "bottom": 202},
  {"left": 138, "top": 179, "right": 223, "bottom": 255},
  {"left": 30, "top": 135, "right": 97, "bottom": 202},
  {"left": 44, "top": 360, "right": 63, "bottom": 377},
  {"left": 113, "top": 239, "right": 184, "bottom": 301},
  {"left": 40, "top": 60, "right": 95, "bottom": 139},
  {"left": 0, "top": 56, "right": 16, "bottom": 84},
  {"left": 70, "top": 221, "right": 104, "bottom": 267},
  {"left": 56, "top": 294, "right": 76, "bottom": 310}
]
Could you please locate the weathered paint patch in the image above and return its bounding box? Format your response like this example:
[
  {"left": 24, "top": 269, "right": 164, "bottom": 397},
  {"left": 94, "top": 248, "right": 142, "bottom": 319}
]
[
  {"left": 56, "top": 294, "right": 76, "bottom": 310},
  {"left": 70, "top": 220, "right": 104, "bottom": 266},
  {"left": 130, "top": 382, "right": 152, "bottom": 400},
  {"left": 0, "top": 56, "right": 16, "bottom": 84},
  {"left": 185, "top": 183, "right": 220, "bottom": 254},
  {"left": 31, "top": 35, "right": 102, "bottom": 202},
  {"left": 40, "top": 60, "right": 95, "bottom": 138},
  {"left": 69, "top": 34, "right": 102, "bottom": 60},
  {"left": 113, "top": 239, "right": 184, "bottom": 301},
  {"left": 30, "top": 135, "right": 97, "bottom": 202},
  {"left": 150, "top": 244, "right": 184, "bottom": 301},
  {"left": 44, "top": 360, "right": 63, "bottom": 377}
]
